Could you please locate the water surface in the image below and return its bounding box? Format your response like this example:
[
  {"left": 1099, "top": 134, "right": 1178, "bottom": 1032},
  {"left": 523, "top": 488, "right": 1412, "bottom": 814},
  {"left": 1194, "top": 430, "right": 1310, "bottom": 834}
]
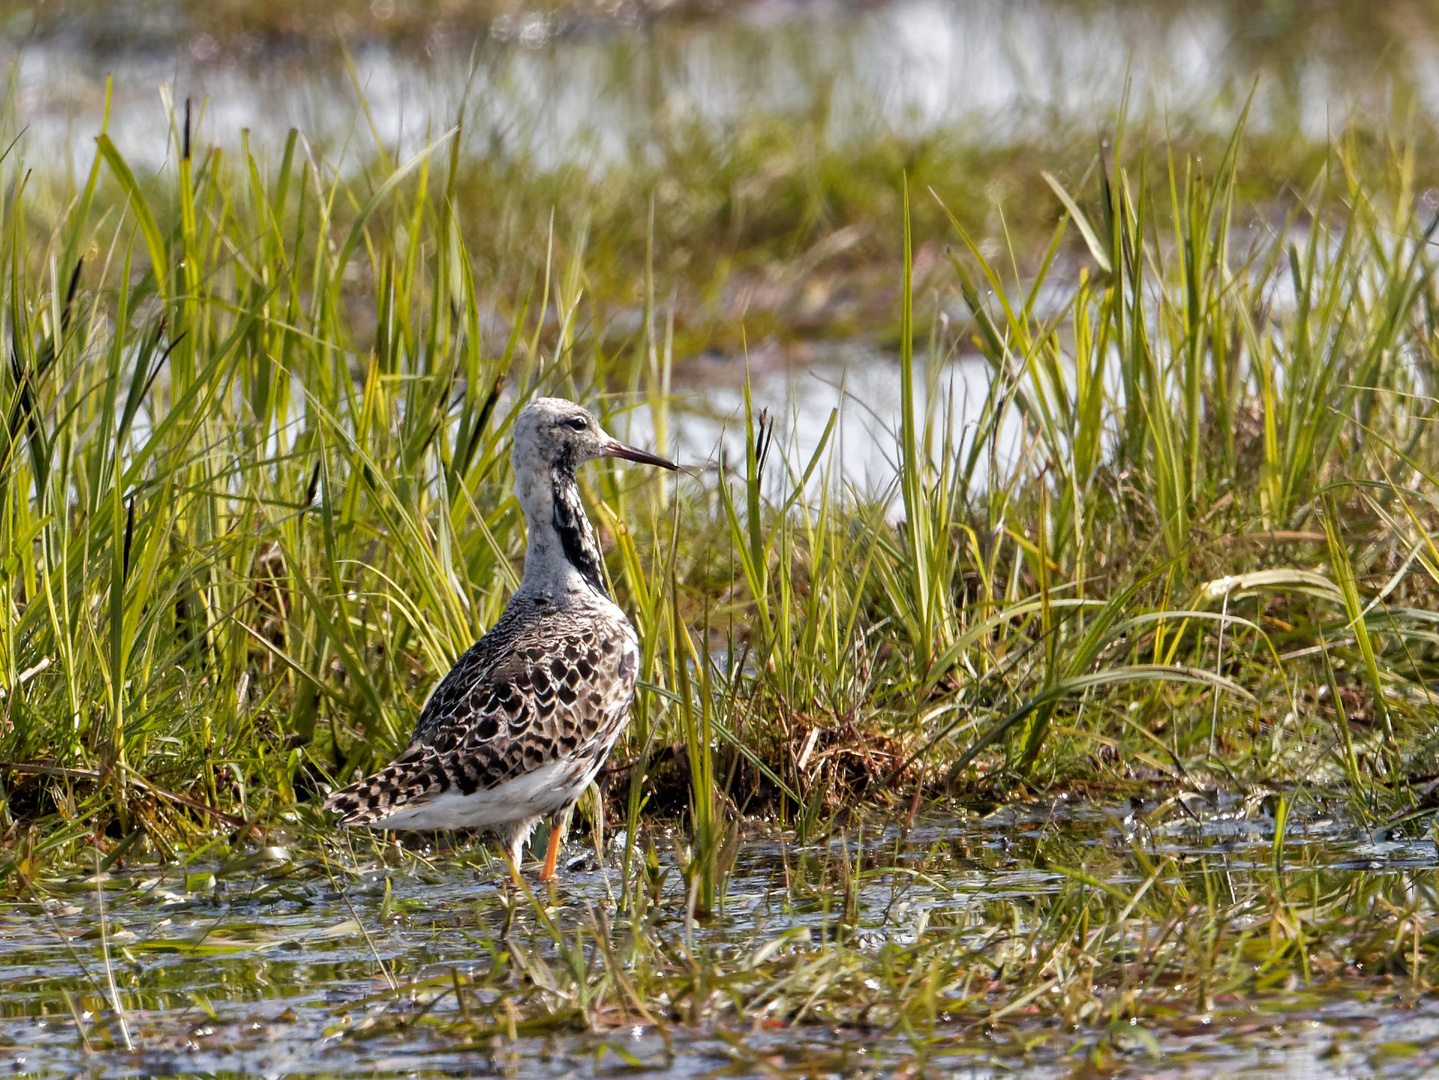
[{"left": 5, "top": 796, "right": 1439, "bottom": 1078}]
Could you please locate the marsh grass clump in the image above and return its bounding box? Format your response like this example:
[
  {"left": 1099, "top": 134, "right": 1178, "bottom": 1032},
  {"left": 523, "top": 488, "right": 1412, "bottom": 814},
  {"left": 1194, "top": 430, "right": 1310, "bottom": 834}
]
[
  {"left": 6, "top": 72, "right": 1439, "bottom": 1068},
  {"left": 5, "top": 72, "right": 1439, "bottom": 1024},
  {"left": 2, "top": 92, "right": 1439, "bottom": 863}
]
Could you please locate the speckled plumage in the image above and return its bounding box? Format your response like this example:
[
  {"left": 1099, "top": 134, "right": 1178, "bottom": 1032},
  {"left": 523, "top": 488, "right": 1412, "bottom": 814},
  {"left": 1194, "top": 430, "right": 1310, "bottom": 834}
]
[{"left": 324, "top": 397, "right": 675, "bottom": 871}]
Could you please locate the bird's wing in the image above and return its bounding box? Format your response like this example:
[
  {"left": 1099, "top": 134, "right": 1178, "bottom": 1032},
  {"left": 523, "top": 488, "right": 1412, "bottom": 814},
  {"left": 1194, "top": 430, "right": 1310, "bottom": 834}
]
[{"left": 324, "top": 620, "right": 638, "bottom": 826}]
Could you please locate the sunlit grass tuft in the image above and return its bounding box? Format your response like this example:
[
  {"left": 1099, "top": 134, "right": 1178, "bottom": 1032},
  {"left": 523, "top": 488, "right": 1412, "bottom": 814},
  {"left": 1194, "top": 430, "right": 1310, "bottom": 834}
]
[
  {"left": 5, "top": 77, "right": 1439, "bottom": 1069},
  {"left": 1, "top": 84, "right": 1439, "bottom": 929}
]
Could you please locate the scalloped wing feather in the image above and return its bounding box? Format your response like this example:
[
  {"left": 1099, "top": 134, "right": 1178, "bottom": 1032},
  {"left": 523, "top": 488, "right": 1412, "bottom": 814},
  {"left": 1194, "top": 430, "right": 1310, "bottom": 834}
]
[{"left": 324, "top": 606, "right": 638, "bottom": 829}]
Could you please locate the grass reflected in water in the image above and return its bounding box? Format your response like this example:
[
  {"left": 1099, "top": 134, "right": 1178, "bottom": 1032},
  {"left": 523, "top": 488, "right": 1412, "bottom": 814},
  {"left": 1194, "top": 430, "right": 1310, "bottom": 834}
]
[{"left": 5, "top": 799, "right": 1439, "bottom": 1077}]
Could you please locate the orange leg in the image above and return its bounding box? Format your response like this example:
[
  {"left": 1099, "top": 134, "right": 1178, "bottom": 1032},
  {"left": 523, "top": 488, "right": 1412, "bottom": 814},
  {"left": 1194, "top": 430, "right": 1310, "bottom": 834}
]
[{"left": 538, "top": 821, "right": 563, "bottom": 882}]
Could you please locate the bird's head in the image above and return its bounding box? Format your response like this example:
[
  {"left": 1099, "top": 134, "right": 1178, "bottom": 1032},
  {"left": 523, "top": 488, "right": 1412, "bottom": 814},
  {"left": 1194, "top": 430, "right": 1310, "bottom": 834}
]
[{"left": 512, "top": 397, "right": 677, "bottom": 478}]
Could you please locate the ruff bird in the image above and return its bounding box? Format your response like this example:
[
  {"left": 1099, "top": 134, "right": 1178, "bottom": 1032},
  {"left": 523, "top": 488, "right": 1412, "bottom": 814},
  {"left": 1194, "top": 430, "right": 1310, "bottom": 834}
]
[{"left": 324, "top": 397, "right": 676, "bottom": 880}]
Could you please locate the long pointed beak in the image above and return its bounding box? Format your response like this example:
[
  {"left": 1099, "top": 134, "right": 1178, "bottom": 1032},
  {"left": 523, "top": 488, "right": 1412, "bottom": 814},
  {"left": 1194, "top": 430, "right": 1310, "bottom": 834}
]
[{"left": 603, "top": 438, "right": 678, "bottom": 470}]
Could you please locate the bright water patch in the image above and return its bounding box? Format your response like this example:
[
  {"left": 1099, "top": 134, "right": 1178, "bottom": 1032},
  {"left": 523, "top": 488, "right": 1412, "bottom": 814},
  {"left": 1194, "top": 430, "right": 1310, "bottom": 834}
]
[
  {"left": 618, "top": 346, "right": 1014, "bottom": 500},
  {"left": 6, "top": 1, "right": 1438, "bottom": 171}
]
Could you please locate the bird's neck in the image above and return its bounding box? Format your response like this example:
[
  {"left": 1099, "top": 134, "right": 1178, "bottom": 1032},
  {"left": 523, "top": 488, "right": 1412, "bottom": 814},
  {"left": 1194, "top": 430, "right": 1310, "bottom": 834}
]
[{"left": 517, "top": 465, "right": 609, "bottom": 600}]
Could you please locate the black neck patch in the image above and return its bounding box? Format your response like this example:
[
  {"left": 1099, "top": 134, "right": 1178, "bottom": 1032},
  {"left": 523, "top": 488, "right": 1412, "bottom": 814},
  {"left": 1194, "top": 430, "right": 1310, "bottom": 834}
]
[{"left": 551, "top": 468, "right": 608, "bottom": 597}]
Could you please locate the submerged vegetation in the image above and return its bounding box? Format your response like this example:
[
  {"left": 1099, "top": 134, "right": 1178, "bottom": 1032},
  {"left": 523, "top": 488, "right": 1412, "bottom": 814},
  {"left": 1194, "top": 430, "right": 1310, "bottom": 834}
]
[
  {"left": 7, "top": 805, "right": 1439, "bottom": 1075},
  {"left": 6, "top": 38, "right": 1439, "bottom": 1071}
]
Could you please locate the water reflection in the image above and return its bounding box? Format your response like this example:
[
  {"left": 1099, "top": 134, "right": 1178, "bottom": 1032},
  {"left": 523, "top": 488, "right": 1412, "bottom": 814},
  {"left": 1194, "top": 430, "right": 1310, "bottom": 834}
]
[
  {"left": 2, "top": 795, "right": 1437, "bottom": 1077},
  {"left": 619, "top": 346, "right": 1012, "bottom": 499}
]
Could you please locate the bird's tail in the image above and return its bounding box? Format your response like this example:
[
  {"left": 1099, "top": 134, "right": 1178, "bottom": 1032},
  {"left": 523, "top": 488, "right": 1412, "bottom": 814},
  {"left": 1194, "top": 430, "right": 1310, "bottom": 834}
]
[{"left": 324, "top": 750, "right": 443, "bottom": 827}]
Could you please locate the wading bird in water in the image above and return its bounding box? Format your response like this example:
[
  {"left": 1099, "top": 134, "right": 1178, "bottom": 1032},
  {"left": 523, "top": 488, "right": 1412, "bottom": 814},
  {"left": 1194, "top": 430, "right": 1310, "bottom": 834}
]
[{"left": 325, "top": 397, "right": 677, "bottom": 880}]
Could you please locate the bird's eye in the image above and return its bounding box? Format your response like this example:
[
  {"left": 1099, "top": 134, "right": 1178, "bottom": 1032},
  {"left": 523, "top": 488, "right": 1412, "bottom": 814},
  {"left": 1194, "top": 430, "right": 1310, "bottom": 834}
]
[{"left": 566, "top": 416, "right": 589, "bottom": 431}]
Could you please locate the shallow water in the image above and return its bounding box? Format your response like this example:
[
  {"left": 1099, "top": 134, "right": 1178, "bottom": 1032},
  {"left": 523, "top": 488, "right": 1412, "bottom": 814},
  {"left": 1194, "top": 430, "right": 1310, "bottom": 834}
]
[
  {"left": 5, "top": 795, "right": 1439, "bottom": 1078},
  {"left": 619, "top": 345, "right": 1013, "bottom": 500}
]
